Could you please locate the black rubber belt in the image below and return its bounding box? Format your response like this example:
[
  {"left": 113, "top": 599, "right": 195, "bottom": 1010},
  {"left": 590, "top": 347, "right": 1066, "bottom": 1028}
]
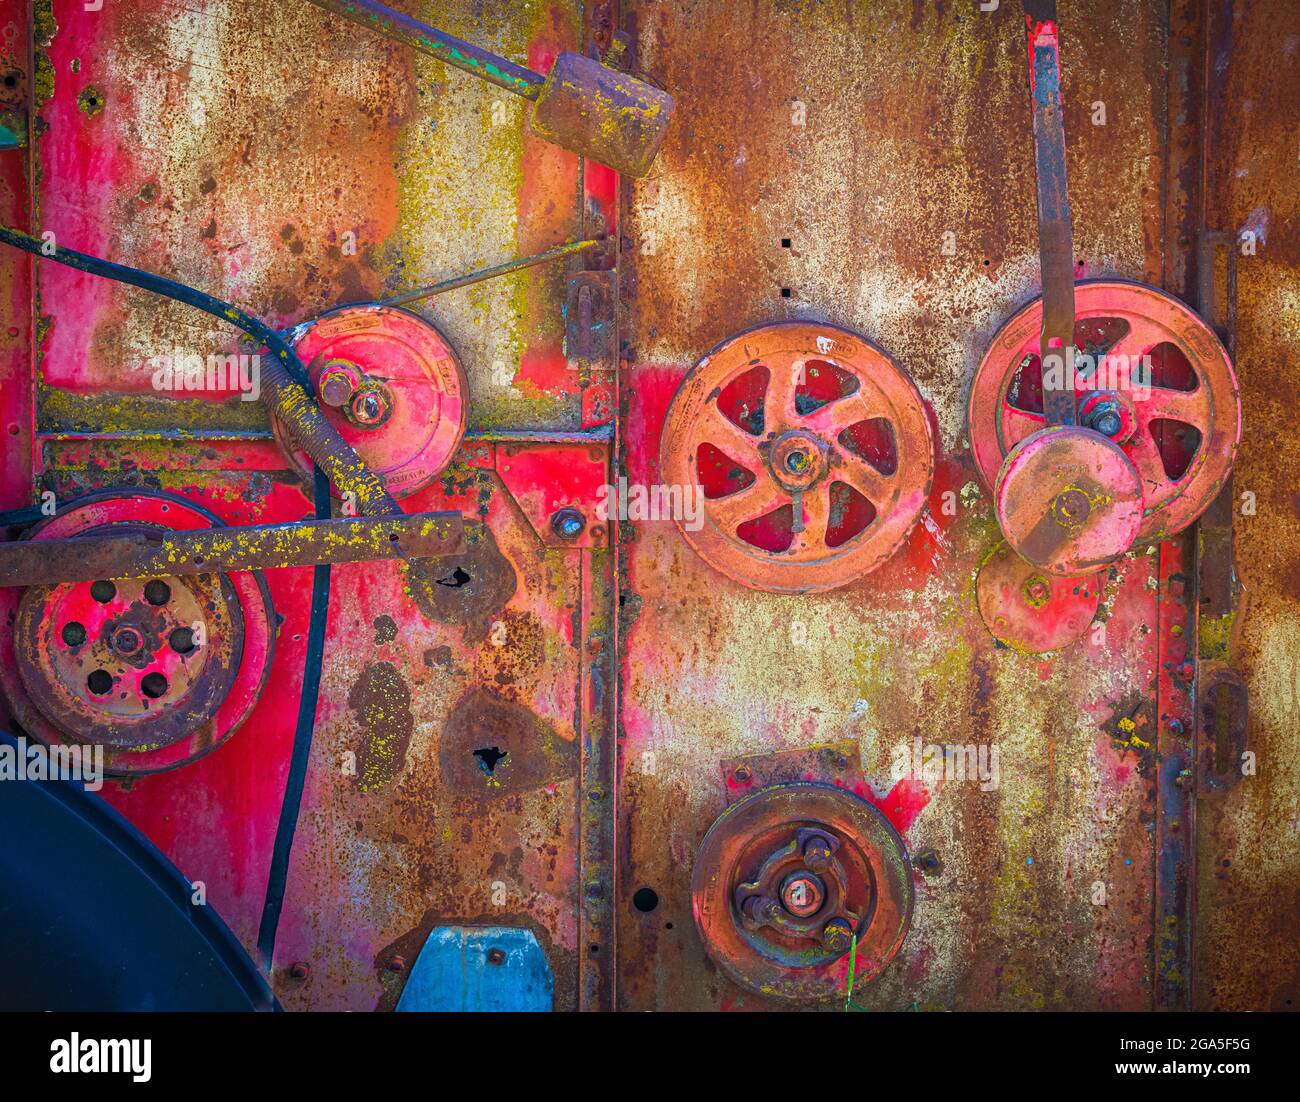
[{"left": 0, "top": 226, "right": 333, "bottom": 981}]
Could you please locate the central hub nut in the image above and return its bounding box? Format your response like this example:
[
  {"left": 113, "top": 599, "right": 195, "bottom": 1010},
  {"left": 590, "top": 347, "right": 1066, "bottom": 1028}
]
[
  {"left": 769, "top": 430, "right": 827, "bottom": 492},
  {"left": 111, "top": 626, "right": 144, "bottom": 656},
  {"left": 348, "top": 382, "right": 394, "bottom": 428},
  {"left": 780, "top": 871, "right": 826, "bottom": 918}
]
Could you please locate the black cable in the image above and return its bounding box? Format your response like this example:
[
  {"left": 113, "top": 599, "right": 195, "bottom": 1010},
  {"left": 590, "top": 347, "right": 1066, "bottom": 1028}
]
[{"left": 0, "top": 225, "right": 333, "bottom": 980}]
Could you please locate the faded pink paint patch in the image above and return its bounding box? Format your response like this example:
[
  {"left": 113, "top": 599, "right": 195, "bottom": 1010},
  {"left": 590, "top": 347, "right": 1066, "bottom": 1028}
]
[{"left": 858, "top": 777, "right": 930, "bottom": 833}]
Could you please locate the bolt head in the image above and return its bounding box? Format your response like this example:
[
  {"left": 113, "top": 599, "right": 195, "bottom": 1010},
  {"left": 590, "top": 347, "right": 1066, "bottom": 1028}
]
[
  {"left": 821, "top": 917, "right": 854, "bottom": 955},
  {"left": 551, "top": 507, "right": 586, "bottom": 540}
]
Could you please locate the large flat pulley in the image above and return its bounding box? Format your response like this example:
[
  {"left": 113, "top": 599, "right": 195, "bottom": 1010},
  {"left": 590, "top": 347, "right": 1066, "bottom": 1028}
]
[
  {"left": 969, "top": 280, "right": 1241, "bottom": 544},
  {"left": 659, "top": 322, "right": 934, "bottom": 593}
]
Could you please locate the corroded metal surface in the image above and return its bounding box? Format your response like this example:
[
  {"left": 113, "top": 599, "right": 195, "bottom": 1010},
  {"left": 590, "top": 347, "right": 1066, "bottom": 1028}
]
[
  {"left": 620, "top": 0, "right": 1173, "bottom": 1011},
  {"left": 0, "top": 0, "right": 1293, "bottom": 1015}
]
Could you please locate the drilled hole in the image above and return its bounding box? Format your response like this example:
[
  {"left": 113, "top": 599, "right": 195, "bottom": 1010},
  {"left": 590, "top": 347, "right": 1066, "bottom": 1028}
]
[
  {"left": 140, "top": 672, "right": 168, "bottom": 699},
  {"left": 144, "top": 579, "right": 171, "bottom": 605},
  {"left": 86, "top": 669, "right": 112, "bottom": 695},
  {"left": 89, "top": 580, "right": 116, "bottom": 603},
  {"left": 169, "top": 626, "right": 196, "bottom": 654},
  {"left": 61, "top": 621, "right": 87, "bottom": 647},
  {"left": 474, "top": 746, "right": 507, "bottom": 774},
  {"left": 632, "top": 887, "right": 659, "bottom": 913}
]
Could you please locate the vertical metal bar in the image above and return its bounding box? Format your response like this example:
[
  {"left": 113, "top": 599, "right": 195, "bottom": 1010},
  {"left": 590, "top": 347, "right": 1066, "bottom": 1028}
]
[
  {"left": 1023, "top": 0, "right": 1076, "bottom": 426},
  {"left": 1155, "top": 534, "right": 1197, "bottom": 1009},
  {"left": 578, "top": 546, "right": 617, "bottom": 1010},
  {"left": 576, "top": 0, "right": 620, "bottom": 1012}
]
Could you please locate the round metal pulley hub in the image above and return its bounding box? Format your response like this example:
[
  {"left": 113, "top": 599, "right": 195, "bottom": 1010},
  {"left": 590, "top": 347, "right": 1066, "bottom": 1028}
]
[
  {"left": 968, "top": 280, "right": 1241, "bottom": 542},
  {"left": 0, "top": 492, "right": 276, "bottom": 775},
  {"left": 691, "top": 782, "right": 913, "bottom": 1001},
  {"left": 659, "top": 322, "right": 934, "bottom": 593},
  {"left": 975, "top": 540, "right": 1103, "bottom": 653},
  {"left": 994, "top": 427, "right": 1144, "bottom": 575},
  {"left": 273, "top": 305, "right": 468, "bottom": 498}
]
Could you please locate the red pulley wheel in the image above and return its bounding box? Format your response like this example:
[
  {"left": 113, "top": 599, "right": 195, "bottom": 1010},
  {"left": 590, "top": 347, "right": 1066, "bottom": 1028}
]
[
  {"left": 968, "top": 280, "right": 1240, "bottom": 542},
  {"left": 0, "top": 492, "right": 275, "bottom": 776}
]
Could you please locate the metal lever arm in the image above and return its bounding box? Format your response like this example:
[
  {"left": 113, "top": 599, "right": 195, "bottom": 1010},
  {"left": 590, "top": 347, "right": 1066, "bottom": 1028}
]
[{"left": 1024, "top": 0, "right": 1077, "bottom": 425}]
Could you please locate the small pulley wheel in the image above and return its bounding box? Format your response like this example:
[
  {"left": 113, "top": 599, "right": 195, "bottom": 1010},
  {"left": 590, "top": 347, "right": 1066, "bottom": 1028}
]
[
  {"left": 659, "top": 322, "right": 934, "bottom": 593},
  {"left": 975, "top": 540, "right": 1102, "bottom": 653},
  {"left": 0, "top": 492, "right": 275, "bottom": 775},
  {"left": 968, "top": 280, "right": 1240, "bottom": 542},
  {"left": 272, "top": 304, "right": 468, "bottom": 498},
  {"left": 691, "top": 782, "right": 913, "bottom": 1001},
  {"left": 994, "top": 426, "right": 1144, "bottom": 575}
]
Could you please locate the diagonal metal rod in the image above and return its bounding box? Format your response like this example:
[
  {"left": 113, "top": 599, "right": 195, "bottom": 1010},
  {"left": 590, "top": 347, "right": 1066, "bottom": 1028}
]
[
  {"left": 376, "top": 239, "right": 601, "bottom": 308},
  {"left": 303, "top": 0, "right": 544, "bottom": 98}
]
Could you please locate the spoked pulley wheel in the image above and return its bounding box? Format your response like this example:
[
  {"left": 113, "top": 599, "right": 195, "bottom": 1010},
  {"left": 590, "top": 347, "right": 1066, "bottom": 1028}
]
[
  {"left": 659, "top": 322, "right": 934, "bottom": 593},
  {"left": 0, "top": 492, "right": 275, "bottom": 775},
  {"left": 968, "top": 280, "right": 1241, "bottom": 543}
]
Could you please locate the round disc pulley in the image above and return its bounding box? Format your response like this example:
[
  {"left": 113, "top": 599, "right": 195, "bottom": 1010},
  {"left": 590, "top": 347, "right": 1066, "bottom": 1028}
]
[
  {"left": 0, "top": 492, "right": 275, "bottom": 775},
  {"left": 660, "top": 322, "right": 934, "bottom": 593},
  {"left": 969, "top": 280, "right": 1241, "bottom": 552},
  {"left": 691, "top": 782, "right": 913, "bottom": 1001},
  {"left": 272, "top": 304, "right": 469, "bottom": 498}
]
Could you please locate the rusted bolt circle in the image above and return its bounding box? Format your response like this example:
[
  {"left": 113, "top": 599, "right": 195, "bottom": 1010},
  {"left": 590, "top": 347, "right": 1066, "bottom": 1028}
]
[
  {"left": 1022, "top": 575, "right": 1052, "bottom": 608},
  {"left": 288, "top": 961, "right": 311, "bottom": 981},
  {"left": 551, "top": 507, "right": 586, "bottom": 540},
  {"left": 349, "top": 383, "right": 393, "bottom": 428},
  {"left": 734, "top": 765, "right": 752, "bottom": 783},
  {"left": 386, "top": 955, "right": 406, "bottom": 973},
  {"left": 780, "top": 871, "right": 825, "bottom": 918},
  {"left": 801, "top": 833, "right": 835, "bottom": 874},
  {"left": 487, "top": 948, "right": 506, "bottom": 965},
  {"left": 316, "top": 359, "right": 361, "bottom": 408}
]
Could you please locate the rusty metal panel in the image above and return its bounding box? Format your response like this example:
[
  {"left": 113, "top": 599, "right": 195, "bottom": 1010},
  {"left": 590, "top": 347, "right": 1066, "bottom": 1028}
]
[
  {"left": 0, "top": 0, "right": 1295, "bottom": 1021},
  {"left": 619, "top": 0, "right": 1175, "bottom": 1011},
  {"left": 1194, "top": 0, "right": 1300, "bottom": 1013}
]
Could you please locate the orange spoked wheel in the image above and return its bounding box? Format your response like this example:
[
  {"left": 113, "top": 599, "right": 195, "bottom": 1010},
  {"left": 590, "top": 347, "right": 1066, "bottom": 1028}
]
[{"left": 659, "top": 322, "right": 934, "bottom": 594}]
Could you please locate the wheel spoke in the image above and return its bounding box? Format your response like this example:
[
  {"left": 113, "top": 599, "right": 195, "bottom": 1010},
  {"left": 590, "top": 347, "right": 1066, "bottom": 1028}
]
[
  {"left": 700, "top": 405, "right": 763, "bottom": 464},
  {"left": 801, "top": 392, "right": 877, "bottom": 440},
  {"left": 791, "top": 484, "right": 830, "bottom": 556},
  {"left": 835, "top": 453, "right": 893, "bottom": 509},
  {"left": 1105, "top": 315, "right": 1172, "bottom": 365},
  {"left": 1138, "top": 385, "right": 1211, "bottom": 430},
  {"left": 708, "top": 476, "right": 786, "bottom": 533}
]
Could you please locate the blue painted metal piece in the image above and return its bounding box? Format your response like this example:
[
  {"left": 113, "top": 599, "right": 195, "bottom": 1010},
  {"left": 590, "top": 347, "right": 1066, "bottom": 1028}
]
[
  {"left": 395, "top": 927, "right": 554, "bottom": 1012},
  {"left": 0, "top": 730, "right": 275, "bottom": 1011}
]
